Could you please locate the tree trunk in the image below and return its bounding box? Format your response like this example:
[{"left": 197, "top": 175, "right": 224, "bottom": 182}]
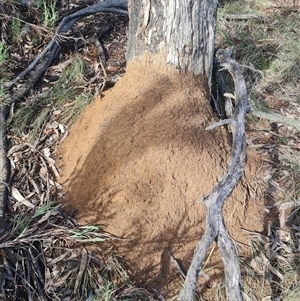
[
  {"left": 127, "top": 0, "right": 218, "bottom": 81},
  {"left": 125, "top": 2, "right": 245, "bottom": 301}
]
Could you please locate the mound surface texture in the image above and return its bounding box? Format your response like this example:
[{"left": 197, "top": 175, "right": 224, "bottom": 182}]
[{"left": 58, "top": 56, "right": 264, "bottom": 298}]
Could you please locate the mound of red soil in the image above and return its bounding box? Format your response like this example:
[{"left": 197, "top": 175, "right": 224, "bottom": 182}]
[{"left": 58, "top": 55, "right": 264, "bottom": 298}]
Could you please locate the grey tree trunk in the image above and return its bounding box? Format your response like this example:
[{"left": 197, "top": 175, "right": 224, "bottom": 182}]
[{"left": 127, "top": 0, "right": 218, "bottom": 82}]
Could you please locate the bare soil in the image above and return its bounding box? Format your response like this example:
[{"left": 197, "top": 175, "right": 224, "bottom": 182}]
[{"left": 58, "top": 54, "right": 265, "bottom": 299}]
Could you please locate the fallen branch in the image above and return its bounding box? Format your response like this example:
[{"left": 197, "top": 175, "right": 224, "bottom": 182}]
[
  {"left": 251, "top": 109, "right": 300, "bottom": 132},
  {"left": 0, "top": 110, "right": 9, "bottom": 234},
  {"left": 7, "top": 0, "right": 128, "bottom": 105},
  {"left": 178, "top": 47, "right": 248, "bottom": 301}
]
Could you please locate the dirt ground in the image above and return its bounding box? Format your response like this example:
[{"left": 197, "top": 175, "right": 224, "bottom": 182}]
[{"left": 58, "top": 54, "right": 265, "bottom": 299}]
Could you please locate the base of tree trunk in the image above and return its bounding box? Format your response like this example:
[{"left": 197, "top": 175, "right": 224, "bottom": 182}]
[{"left": 58, "top": 53, "right": 265, "bottom": 299}]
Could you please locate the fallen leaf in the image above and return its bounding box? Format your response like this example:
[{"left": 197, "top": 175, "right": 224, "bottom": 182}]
[
  {"left": 52, "top": 110, "right": 62, "bottom": 115},
  {"left": 43, "top": 148, "right": 51, "bottom": 157},
  {"left": 11, "top": 187, "right": 35, "bottom": 209}
]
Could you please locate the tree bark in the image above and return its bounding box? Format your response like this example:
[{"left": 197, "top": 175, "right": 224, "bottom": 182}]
[{"left": 127, "top": 0, "right": 218, "bottom": 81}]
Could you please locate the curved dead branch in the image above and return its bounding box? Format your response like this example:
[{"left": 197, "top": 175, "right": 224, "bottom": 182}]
[
  {"left": 178, "top": 48, "right": 249, "bottom": 301},
  {"left": 0, "top": 0, "right": 128, "bottom": 234},
  {"left": 8, "top": 0, "right": 128, "bottom": 105}
]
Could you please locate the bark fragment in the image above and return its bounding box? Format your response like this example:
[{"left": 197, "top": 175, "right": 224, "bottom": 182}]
[{"left": 127, "top": 0, "right": 218, "bottom": 80}]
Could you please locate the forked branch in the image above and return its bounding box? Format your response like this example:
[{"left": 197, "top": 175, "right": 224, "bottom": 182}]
[
  {"left": 7, "top": 0, "right": 128, "bottom": 105},
  {"left": 178, "top": 48, "right": 248, "bottom": 301}
]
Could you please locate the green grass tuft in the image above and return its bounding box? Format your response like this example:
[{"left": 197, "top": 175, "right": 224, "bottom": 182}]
[
  {"left": 49, "top": 56, "right": 94, "bottom": 124},
  {"left": 0, "top": 42, "right": 8, "bottom": 65},
  {"left": 10, "top": 56, "right": 94, "bottom": 139},
  {"left": 8, "top": 17, "right": 22, "bottom": 44},
  {"left": 35, "top": 0, "right": 59, "bottom": 28}
]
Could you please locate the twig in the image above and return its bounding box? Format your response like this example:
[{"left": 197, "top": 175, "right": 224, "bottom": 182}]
[
  {"left": 251, "top": 109, "right": 300, "bottom": 132},
  {"left": 240, "top": 64, "right": 264, "bottom": 78},
  {"left": 224, "top": 14, "right": 266, "bottom": 21},
  {"left": 0, "top": 110, "right": 9, "bottom": 234},
  {"left": 168, "top": 249, "right": 186, "bottom": 279},
  {"left": 153, "top": 289, "right": 166, "bottom": 301},
  {"left": 74, "top": 249, "right": 88, "bottom": 295},
  {"left": 206, "top": 118, "right": 235, "bottom": 130}
]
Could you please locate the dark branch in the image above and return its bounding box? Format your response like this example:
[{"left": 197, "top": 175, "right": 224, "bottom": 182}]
[{"left": 8, "top": 0, "right": 128, "bottom": 104}]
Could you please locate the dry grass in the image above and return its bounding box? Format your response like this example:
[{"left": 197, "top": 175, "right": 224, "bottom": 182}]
[
  {"left": 0, "top": 201, "right": 154, "bottom": 300},
  {"left": 217, "top": 0, "right": 300, "bottom": 100}
]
